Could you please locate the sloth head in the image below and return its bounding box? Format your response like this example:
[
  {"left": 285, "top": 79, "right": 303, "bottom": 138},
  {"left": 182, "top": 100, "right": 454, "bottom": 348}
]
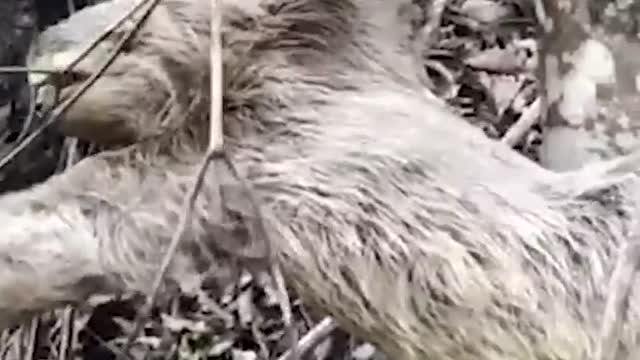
[
  {"left": 28, "top": 0, "right": 211, "bottom": 146},
  {"left": 27, "top": 0, "right": 422, "bottom": 150}
]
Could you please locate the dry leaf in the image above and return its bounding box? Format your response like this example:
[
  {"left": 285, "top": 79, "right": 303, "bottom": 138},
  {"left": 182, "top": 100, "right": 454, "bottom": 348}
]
[
  {"left": 459, "top": 0, "right": 510, "bottom": 23},
  {"left": 465, "top": 46, "right": 525, "bottom": 73}
]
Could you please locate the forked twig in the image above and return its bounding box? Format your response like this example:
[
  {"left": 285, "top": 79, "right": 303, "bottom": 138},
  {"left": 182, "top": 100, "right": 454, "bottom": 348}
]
[
  {"left": 205, "top": 3, "right": 298, "bottom": 358},
  {"left": 0, "top": 67, "right": 63, "bottom": 76},
  {"left": 120, "top": 0, "right": 225, "bottom": 355},
  {"left": 532, "top": 0, "right": 552, "bottom": 33},
  {"left": 123, "top": 2, "right": 297, "bottom": 359}
]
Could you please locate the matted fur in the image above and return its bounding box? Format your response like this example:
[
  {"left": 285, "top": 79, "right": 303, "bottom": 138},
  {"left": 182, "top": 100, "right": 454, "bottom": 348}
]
[{"left": 4, "top": 0, "right": 640, "bottom": 359}]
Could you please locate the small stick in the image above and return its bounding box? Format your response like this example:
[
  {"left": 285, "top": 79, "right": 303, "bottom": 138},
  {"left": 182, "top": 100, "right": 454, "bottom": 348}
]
[
  {"left": 209, "top": 0, "right": 224, "bottom": 154},
  {"left": 0, "top": 0, "right": 147, "bottom": 81},
  {"left": 119, "top": 150, "right": 217, "bottom": 359},
  {"left": 501, "top": 97, "right": 541, "bottom": 147},
  {"left": 277, "top": 317, "right": 338, "bottom": 360},
  {"left": 124, "top": 5, "right": 292, "bottom": 360},
  {"left": 207, "top": 4, "right": 299, "bottom": 358},
  {"left": 24, "top": 318, "right": 38, "bottom": 360},
  {"left": 272, "top": 263, "right": 299, "bottom": 360},
  {"left": 57, "top": 308, "right": 76, "bottom": 360},
  {"left": 13, "top": 82, "right": 38, "bottom": 143},
  {"left": 532, "top": 0, "right": 552, "bottom": 33},
  {"left": 0, "top": 0, "right": 155, "bottom": 78},
  {"left": 64, "top": 0, "right": 152, "bottom": 75},
  {"left": 121, "top": 1, "right": 226, "bottom": 354}
]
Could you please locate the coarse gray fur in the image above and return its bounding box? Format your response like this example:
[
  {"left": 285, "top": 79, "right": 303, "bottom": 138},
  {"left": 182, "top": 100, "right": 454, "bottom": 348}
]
[{"left": 4, "top": 0, "right": 640, "bottom": 359}]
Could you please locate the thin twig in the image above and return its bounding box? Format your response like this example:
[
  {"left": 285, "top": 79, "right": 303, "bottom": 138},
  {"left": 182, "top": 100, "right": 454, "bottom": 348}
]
[
  {"left": 62, "top": 0, "right": 151, "bottom": 75},
  {"left": 122, "top": 1, "right": 226, "bottom": 355},
  {"left": 12, "top": 327, "right": 23, "bottom": 360},
  {"left": 0, "top": 330, "right": 9, "bottom": 360},
  {"left": 277, "top": 317, "right": 338, "bottom": 360},
  {"left": 273, "top": 264, "right": 299, "bottom": 360},
  {"left": 57, "top": 308, "right": 76, "bottom": 360},
  {"left": 120, "top": 150, "right": 218, "bottom": 358},
  {"left": 0, "top": 0, "right": 151, "bottom": 79},
  {"left": 0, "top": 67, "right": 64, "bottom": 76},
  {"left": 64, "top": 138, "right": 80, "bottom": 169},
  {"left": 85, "top": 327, "right": 133, "bottom": 360},
  {"left": 25, "top": 318, "right": 38, "bottom": 360},
  {"left": 14, "top": 82, "right": 38, "bottom": 143},
  {"left": 121, "top": 6, "right": 293, "bottom": 360},
  {"left": 595, "top": 238, "right": 640, "bottom": 360},
  {"left": 501, "top": 97, "right": 541, "bottom": 147},
  {"left": 208, "top": 3, "right": 298, "bottom": 357},
  {"left": 209, "top": 0, "right": 224, "bottom": 154},
  {"left": 56, "top": 78, "right": 84, "bottom": 359}
]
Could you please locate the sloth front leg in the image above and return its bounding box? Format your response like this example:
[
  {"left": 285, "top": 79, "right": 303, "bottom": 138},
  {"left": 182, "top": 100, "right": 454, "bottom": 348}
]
[
  {"left": 0, "top": 158, "right": 117, "bottom": 330},
  {"left": 0, "top": 150, "right": 220, "bottom": 330}
]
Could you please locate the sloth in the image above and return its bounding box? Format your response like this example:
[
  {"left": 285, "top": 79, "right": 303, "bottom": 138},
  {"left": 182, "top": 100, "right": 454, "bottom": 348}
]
[{"left": 3, "top": 0, "right": 640, "bottom": 359}]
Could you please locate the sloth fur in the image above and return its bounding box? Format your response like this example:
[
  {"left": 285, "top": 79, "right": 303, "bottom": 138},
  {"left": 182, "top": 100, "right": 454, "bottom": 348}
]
[{"left": 3, "top": 0, "right": 640, "bottom": 359}]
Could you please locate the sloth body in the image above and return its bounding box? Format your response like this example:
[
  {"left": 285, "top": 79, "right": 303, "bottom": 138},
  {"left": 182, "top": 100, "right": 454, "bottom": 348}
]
[{"left": 5, "top": 0, "right": 640, "bottom": 359}]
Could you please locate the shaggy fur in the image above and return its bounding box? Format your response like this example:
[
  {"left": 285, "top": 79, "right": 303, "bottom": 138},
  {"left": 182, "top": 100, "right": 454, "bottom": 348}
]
[{"left": 4, "top": 0, "right": 640, "bottom": 359}]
